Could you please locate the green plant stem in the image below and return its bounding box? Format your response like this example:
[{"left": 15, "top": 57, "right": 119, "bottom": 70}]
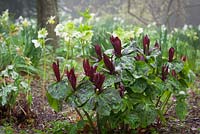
[
  {"left": 75, "top": 107, "right": 83, "bottom": 120},
  {"left": 161, "top": 92, "right": 172, "bottom": 113},
  {"left": 61, "top": 40, "right": 70, "bottom": 74},
  {"left": 42, "top": 41, "right": 46, "bottom": 108},
  {"left": 96, "top": 111, "right": 101, "bottom": 134},
  {"left": 81, "top": 40, "right": 85, "bottom": 58},
  {"left": 156, "top": 96, "right": 161, "bottom": 107},
  {"left": 83, "top": 109, "right": 96, "bottom": 133},
  {"left": 70, "top": 44, "right": 73, "bottom": 66}
]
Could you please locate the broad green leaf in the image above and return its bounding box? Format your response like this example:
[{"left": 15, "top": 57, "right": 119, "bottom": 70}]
[
  {"left": 130, "top": 78, "right": 147, "bottom": 93},
  {"left": 97, "top": 95, "right": 111, "bottom": 116},
  {"left": 46, "top": 92, "right": 62, "bottom": 112},
  {"left": 121, "top": 69, "right": 135, "bottom": 85},
  {"left": 124, "top": 114, "right": 140, "bottom": 129},
  {"left": 135, "top": 61, "right": 153, "bottom": 76},
  {"left": 136, "top": 104, "right": 157, "bottom": 127},
  {"left": 75, "top": 79, "right": 94, "bottom": 107},
  {"left": 47, "top": 80, "right": 71, "bottom": 100},
  {"left": 97, "top": 88, "right": 122, "bottom": 116},
  {"left": 175, "top": 101, "right": 188, "bottom": 120},
  {"left": 47, "top": 80, "right": 71, "bottom": 111}
]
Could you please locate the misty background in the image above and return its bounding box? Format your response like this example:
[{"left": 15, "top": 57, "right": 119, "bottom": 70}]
[{"left": 0, "top": 0, "right": 200, "bottom": 28}]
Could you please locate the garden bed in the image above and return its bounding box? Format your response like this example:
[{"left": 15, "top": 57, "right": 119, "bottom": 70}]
[{"left": 0, "top": 78, "right": 199, "bottom": 134}]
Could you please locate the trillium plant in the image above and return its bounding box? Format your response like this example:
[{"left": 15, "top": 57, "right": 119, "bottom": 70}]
[{"left": 47, "top": 35, "right": 194, "bottom": 133}]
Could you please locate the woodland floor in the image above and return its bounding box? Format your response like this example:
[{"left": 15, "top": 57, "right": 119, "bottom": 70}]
[{"left": 0, "top": 77, "right": 200, "bottom": 134}]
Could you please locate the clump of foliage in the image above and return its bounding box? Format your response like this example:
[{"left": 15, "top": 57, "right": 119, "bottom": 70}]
[
  {"left": 47, "top": 34, "right": 194, "bottom": 133},
  {"left": 0, "top": 10, "right": 40, "bottom": 73},
  {"left": 0, "top": 65, "right": 31, "bottom": 118}
]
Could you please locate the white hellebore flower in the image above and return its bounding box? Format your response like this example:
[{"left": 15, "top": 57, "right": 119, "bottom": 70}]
[
  {"left": 38, "top": 28, "right": 48, "bottom": 39},
  {"left": 179, "top": 91, "right": 186, "bottom": 95},
  {"left": 47, "top": 16, "right": 56, "bottom": 24},
  {"left": 32, "top": 39, "right": 41, "bottom": 48},
  {"left": 54, "top": 24, "right": 64, "bottom": 37},
  {"left": 22, "top": 18, "right": 30, "bottom": 27}
]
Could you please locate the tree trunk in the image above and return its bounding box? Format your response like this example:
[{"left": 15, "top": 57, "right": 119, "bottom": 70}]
[{"left": 37, "top": 0, "right": 59, "bottom": 48}]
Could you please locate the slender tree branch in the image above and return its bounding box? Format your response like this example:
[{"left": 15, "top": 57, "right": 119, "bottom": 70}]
[{"left": 127, "top": 0, "right": 148, "bottom": 25}]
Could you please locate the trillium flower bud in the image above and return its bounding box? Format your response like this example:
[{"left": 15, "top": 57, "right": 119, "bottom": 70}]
[
  {"left": 83, "top": 59, "right": 97, "bottom": 82},
  {"left": 181, "top": 56, "right": 187, "bottom": 62},
  {"left": 162, "top": 65, "right": 169, "bottom": 81},
  {"left": 143, "top": 35, "right": 150, "bottom": 55},
  {"left": 94, "top": 44, "right": 102, "bottom": 61},
  {"left": 171, "top": 70, "right": 177, "bottom": 77},
  {"left": 66, "top": 68, "right": 77, "bottom": 90},
  {"left": 134, "top": 53, "right": 145, "bottom": 61},
  {"left": 119, "top": 84, "right": 125, "bottom": 97},
  {"left": 52, "top": 60, "right": 61, "bottom": 82},
  {"left": 168, "top": 47, "right": 175, "bottom": 62},
  {"left": 93, "top": 72, "right": 105, "bottom": 93},
  {"left": 154, "top": 41, "right": 160, "bottom": 50},
  {"left": 110, "top": 35, "right": 122, "bottom": 57},
  {"left": 103, "top": 53, "right": 115, "bottom": 74}
]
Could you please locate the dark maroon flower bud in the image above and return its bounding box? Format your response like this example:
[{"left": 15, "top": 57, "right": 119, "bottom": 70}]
[
  {"left": 171, "top": 70, "right": 176, "bottom": 77},
  {"left": 162, "top": 65, "right": 169, "bottom": 81},
  {"left": 66, "top": 68, "right": 77, "bottom": 90},
  {"left": 168, "top": 47, "right": 175, "bottom": 62},
  {"left": 110, "top": 35, "right": 122, "bottom": 57},
  {"left": 52, "top": 60, "right": 61, "bottom": 82},
  {"left": 134, "top": 53, "right": 145, "bottom": 61},
  {"left": 83, "top": 59, "right": 91, "bottom": 76},
  {"left": 143, "top": 35, "right": 150, "bottom": 55},
  {"left": 94, "top": 44, "right": 102, "bottom": 61},
  {"left": 154, "top": 41, "right": 160, "bottom": 50},
  {"left": 93, "top": 72, "right": 105, "bottom": 92},
  {"left": 103, "top": 53, "right": 115, "bottom": 74},
  {"left": 119, "top": 84, "right": 125, "bottom": 97},
  {"left": 181, "top": 56, "right": 187, "bottom": 62},
  {"left": 83, "top": 59, "right": 97, "bottom": 82}
]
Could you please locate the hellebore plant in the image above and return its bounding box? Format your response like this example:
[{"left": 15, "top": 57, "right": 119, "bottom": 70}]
[{"left": 47, "top": 35, "right": 194, "bottom": 133}]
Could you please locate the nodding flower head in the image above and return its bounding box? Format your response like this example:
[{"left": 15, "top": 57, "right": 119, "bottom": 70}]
[
  {"left": 110, "top": 35, "right": 122, "bottom": 57},
  {"left": 168, "top": 47, "right": 175, "bottom": 62},
  {"left": 52, "top": 60, "right": 61, "bottom": 82},
  {"left": 93, "top": 72, "right": 105, "bottom": 93},
  {"left": 66, "top": 68, "right": 77, "bottom": 90},
  {"left": 83, "top": 59, "right": 97, "bottom": 82},
  {"left": 94, "top": 44, "right": 102, "bottom": 61},
  {"left": 143, "top": 35, "right": 150, "bottom": 55},
  {"left": 103, "top": 53, "right": 115, "bottom": 74}
]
